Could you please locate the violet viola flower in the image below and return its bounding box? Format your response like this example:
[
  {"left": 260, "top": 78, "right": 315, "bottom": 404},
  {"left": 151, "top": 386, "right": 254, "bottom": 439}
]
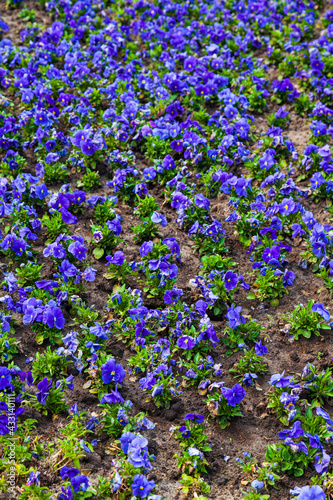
[
  {"left": 71, "top": 129, "right": 90, "bottom": 148},
  {"left": 163, "top": 287, "right": 183, "bottom": 305},
  {"left": 143, "top": 167, "right": 156, "bottom": 181},
  {"left": 120, "top": 432, "right": 136, "bottom": 453},
  {"left": 127, "top": 436, "right": 151, "bottom": 469},
  {"left": 170, "top": 139, "right": 183, "bottom": 152},
  {"left": 43, "top": 304, "right": 65, "bottom": 330},
  {"left": 43, "top": 301, "right": 65, "bottom": 330},
  {"left": 235, "top": 177, "right": 251, "bottom": 196},
  {"left": 60, "top": 467, "right": 80, "bottom": 479},
  {"left": 282, "top": 269, "right": 295, "bottom": 287},
  {"left": 36, "top": 377, "right": 52, "bottom": 404},
  {"left": 162, "top": 154, "right": 175, "bottom": 170},
  {"left": 314, "top": 449, "right": 330, "bottom": 474},
  {"left": 284, "top": 438, "right": 308, "bottom": 455},
  {"left": 131, "top": 474, "right": 155, "bottom": 498},
  {"left": 225, "top": 304, "right": 244, "bottom": 329},
  {"left": 316, "top": 407, "right": 333, "bottom": 425},
  {"left": 194, "top": 193, "right": 210, "bottom": 210},
  {"left": 82, "top": 267, "right": 97, "bottom": 281},
  {"left": 5, "top": 272, "right": 17, "bottom": 293},
  {"left": 306, "top": 432, "right": 322, "bottom": 449},
  {"left": 243, "top": 373, "right": 258, "bottom": 386},
  {"left": 269, "top": 371, "right": 293, "bottom": 388},
  {"left": 180, "top": 428, "right": 191, "bottom": 438},
  {"left": 58, "top": 260, "right": 78, "bottom": 281},
  {"left": 254, "top": 341, "right": 268, "bottom": 357},
  {"left": 171, "top": 191, "right": 191, "bottom": 210},
  {"left": 60, "top": 207, "right": 78, "bottom": 225},
  {"left": 163, "top": 237, "right": 181, "bottom": 259},
  {"left": 177, "top": 336, "right": 196, "bottom": 349},
  {"left": 291, "top": 224, "right": 305, "bottom": 238},
  {"left": 139, "top": 373, "right": 157, "bottom": 390},
  {"left": 112, "top": 472, "right": 122, "bottom": 492},
  {"left": 0, "top": 367, "right": 14, "bottom": 392},
  {"left": 311, "top": 172, "right": 325, "bottom": 190},
  {"left": 184, "top": 413, "right": 205, "bottom": 424},
  {"left": 106, "top": 251, "right": 125, "bottom": 266},
  {"left": 68, "top": 240, "right": 87, "bottom": 261},
  {"left": 279, "top": 198, "right": 296, "bottom": 216},
  {"left": 151, "top": 384, "right": 163, "bottom": 397},
  {"left": 224, "top": 271, "right": 238, "bottom": 291},
  {"left": 311, "top": 303, "right": 330, "bottom": 321},
  {"left": 71, "top": 475, "right": 90, "bottom": 493},
  {"left": 278, "top": 420, "right": 304, "bottom": 440},
  {"left": 26, "top": 471, "right": 40, "bottom": 486},
  {"left": 101, "top": 359, "right": 125, "bottom": 385},
  {"left": 100, "top": 390, "right": 124, "bottom": 404},
  {"left": 296, "top": 485, "right": 326, "bottom": 500},
  {"left": 140, "top": 240, "right": 153, "bottom": 257},
  {"left": 262, "top": 245, "right": 280, "bottom": 265},
  {"left": 107, "top": 218, "right": 122, "bottom": 235},
  {"left": 221, "top": 384, "right": 246, "bottom": 407},
  {"left": 151, "top": 211, "right": 167, "bottom": 227},
  {"left": 251, "top": 480, "right": 264, "bottom": 490},
  {"left": 196, "top": 299, "right": 208, "bottom": 316},
  {"left": 302, "top": 211, "right": 316, "bottom": 229}
]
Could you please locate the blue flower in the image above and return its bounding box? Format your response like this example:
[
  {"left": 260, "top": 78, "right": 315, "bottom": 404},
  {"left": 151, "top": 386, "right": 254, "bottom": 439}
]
[
  {"left": 221, "top": 384, "right": 246, "bottom": 407},
  {"left": 100, "top": 390, "right": 124, "bottom": 404},
  {"left": 151, "top": 211, "right": 168, "bottom": 227},
  {"left": 251, "top": 480, "right": 264, "bottom": 490},
  {"left": 311, "top": 303, "right": 330, "bottom": 321},
  {"left": 243, "top": 373, "right": 258, "bottom": 386},
  {"left": 296, "top": 485, "right": 326, "bottom": 500},
  {"left": 254, "top": 341, "right": 268, "bottom": 357},
  {"left": 177, "top": 336, "right": 196, "bottom": 349},
  {"left": 106, "top": 251, "right": 125, "bottom": 266},
  {"left": 131, "top": 474, "right": 155, "bottom": 498},
  {"left": 269, "top": 371, "right": 293, "bottom": 388},
  {"left": 71, "top": 474, "right": 90, "bottom": 493},
  {"left": 184, "top": 413, "right": 205, "bottom": 424},
  {"left": 101, "top": 359, "right": 125, "bottom": 385}
]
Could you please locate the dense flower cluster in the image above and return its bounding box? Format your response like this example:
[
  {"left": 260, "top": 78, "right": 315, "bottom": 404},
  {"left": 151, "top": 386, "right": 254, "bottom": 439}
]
[{"left": 1, "top": 0, "right": 333, "bottom": 498}]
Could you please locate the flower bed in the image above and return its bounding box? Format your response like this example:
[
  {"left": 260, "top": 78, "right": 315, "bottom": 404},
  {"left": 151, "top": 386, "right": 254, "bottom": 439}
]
[{"left": 1, "top": 0, "right": 333, "bottom": 499}]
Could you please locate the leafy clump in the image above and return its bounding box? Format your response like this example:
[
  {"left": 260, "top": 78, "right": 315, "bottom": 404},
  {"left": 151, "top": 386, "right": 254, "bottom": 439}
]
[{"left": 282, "top": 300, "right": 331, "bottom": 340}]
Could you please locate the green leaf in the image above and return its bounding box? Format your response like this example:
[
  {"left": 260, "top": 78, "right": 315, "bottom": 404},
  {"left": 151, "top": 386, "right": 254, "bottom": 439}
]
[
  {"left": 35, "top": 332, "right": 44, "bottom": 344},
  {"left": 247, "top": 293, "right": 256, "bottom": 300},
  {"left": 73, "top": 458, "right": 81, "bottom": 469},
  {"left": 300, "top": 328, "right": 311, "bottom": 338},
  {"left": 280, "top": 416, "right": 290, "bottom": 426},
  {"left": 265, "top": 444, "right": 274, "bottom": 461},
  {"left": 293, "top": 467, "right": 304, "bottom": 477},
  {"left": 305, "top": 407, "right": 313, "bottom": 419},
  {"left": 93, "top": 247, "right": 104, "bottom": 259}
]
